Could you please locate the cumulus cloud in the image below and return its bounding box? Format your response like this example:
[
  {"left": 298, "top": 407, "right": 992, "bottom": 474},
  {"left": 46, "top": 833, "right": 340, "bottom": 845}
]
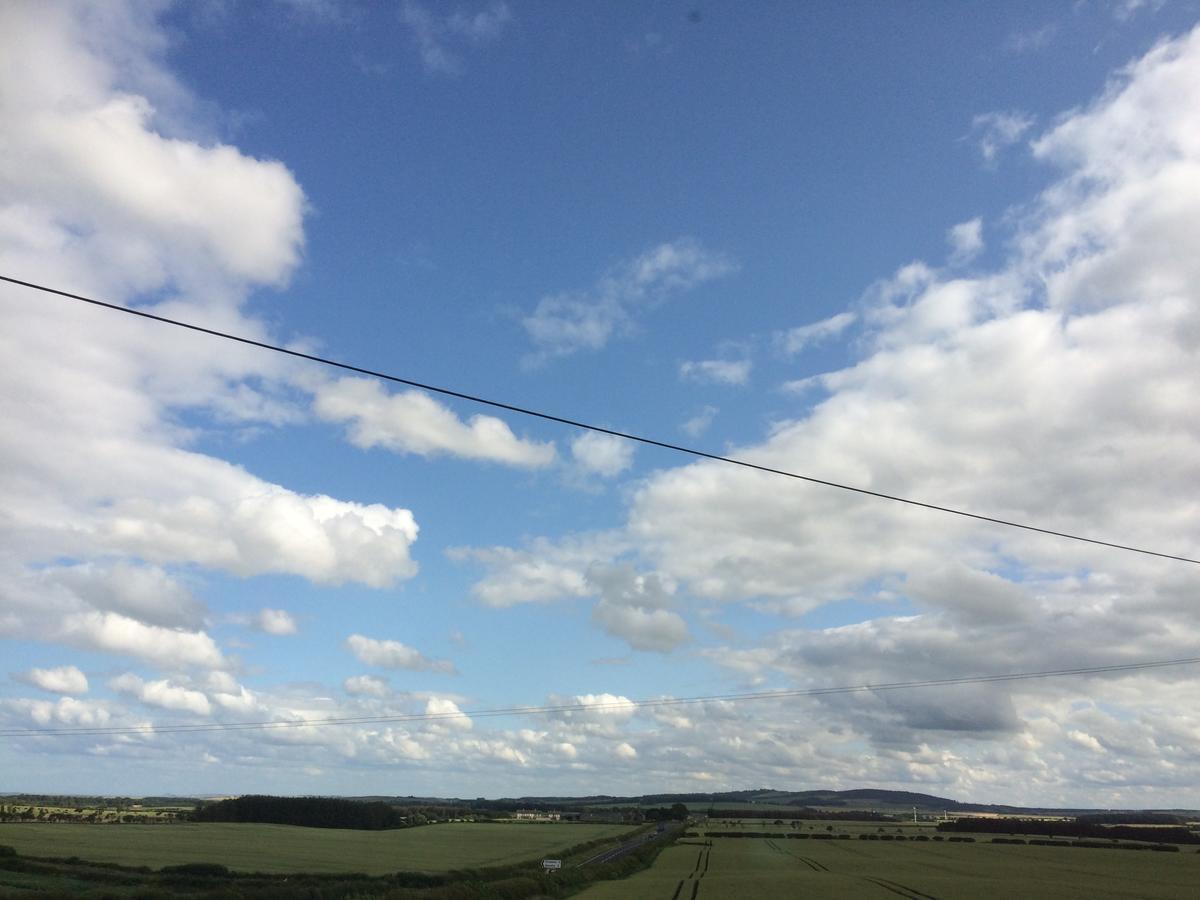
[
  {"left": 571, "top": 432, "right": 635, "bottom": 478},
  {"left": 587, "top": 565, "right": 689, "bottom": 653},
  {"left": 0, "top": 0, "right": 424, "bottom": 688},
  {"left": 97, "top": 486, "right": 420, "bottom": 588},
  {"left": 110, "top": 672, "right": 212, "bottom": 716},
  {"left": 679, "top": 358, "right": 751, "bottom": 385},
  {"left": 18, "top": 665, "right": 89, "bottom": 695},
  {"left": 346, "top": 634, "right": 456, "bottom": 674},
  {"left": 448, "top": 533, "right": 622, "bottom": 607},
  {"left": 39, "top": 563, "right": 206, "bottom": 630},
  {"left": 455, "top": 24, "right": 1200, "bottom": 801},
  {"left": 4, "top": 696, "right": 113, "bottom": 729},
  {"left": 256, "top": 608, "right": 298, "bottom": 635},
  {"left": 315, "top": 377, "right": 556, "bottom": 468},
  {"left": 426, "top": 696, "right": 472, "bottom": 730},
  {"left": 522, "top": 239, "right": 735, "bottom": 364},
  {"left": 775, "top": 311, "right": 856, "bottom": 355},
  {"left": 62, "top": 611, "right": 225, "bottom": 669}
]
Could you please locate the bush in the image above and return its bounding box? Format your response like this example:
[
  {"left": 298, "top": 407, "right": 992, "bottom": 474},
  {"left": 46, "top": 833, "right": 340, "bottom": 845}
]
[
  {"left": 160, "top": 862, "right": 231, "bottom": 877},
  {"left": 0, "top": 846, "right": 15, "bottom": 858}
]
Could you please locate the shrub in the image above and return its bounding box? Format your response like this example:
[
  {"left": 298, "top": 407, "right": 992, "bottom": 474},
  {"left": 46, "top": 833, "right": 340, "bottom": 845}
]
[{"left": 160, "top": 862, "right": 231, "bottom": 877}]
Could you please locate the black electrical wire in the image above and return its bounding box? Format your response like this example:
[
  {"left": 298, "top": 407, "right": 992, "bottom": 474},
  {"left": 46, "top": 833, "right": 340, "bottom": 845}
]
[
  {"left": 3, "top": 656, "right": 1196, "bottom": 738},
  {"left": 2, "top": 274, "right": 1196, "bottom": 566}
]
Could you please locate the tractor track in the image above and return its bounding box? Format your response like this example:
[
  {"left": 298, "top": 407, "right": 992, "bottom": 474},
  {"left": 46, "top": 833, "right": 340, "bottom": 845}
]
[{"left": 864, "top": 876, "right": 939, "bottom": 900}]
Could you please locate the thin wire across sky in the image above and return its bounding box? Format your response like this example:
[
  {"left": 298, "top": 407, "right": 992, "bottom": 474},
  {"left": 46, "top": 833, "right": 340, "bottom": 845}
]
[
  {"left": 2, "top": 273, "right": 1197, "bottom": 566},
  {"left": 2, "top": 276, "right": 1198, "bottom": 743}
]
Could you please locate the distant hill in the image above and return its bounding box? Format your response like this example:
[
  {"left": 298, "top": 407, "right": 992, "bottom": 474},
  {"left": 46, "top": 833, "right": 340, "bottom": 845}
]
[
  {"left": 6, "top": 788, "right": 1198, "bottom": 819},
  {"left": 466, "top": 788, "right": 1200, "bottom": 818}
]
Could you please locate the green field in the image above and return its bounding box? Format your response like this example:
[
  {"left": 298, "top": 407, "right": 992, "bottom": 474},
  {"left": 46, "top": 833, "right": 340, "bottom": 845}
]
[
  {"left": 576, "top": 836, "right": 1200, "bottom": 899},
  {"left": 0, "top": 821, "right": 633, "bottom": 875}
]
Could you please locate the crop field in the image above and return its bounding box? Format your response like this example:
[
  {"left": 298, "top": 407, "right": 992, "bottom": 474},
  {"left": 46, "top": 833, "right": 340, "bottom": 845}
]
[
  {"left": 0, "top": 821, "right": 633, "bottom": 875},
  {"left": 576, "top": 835, "right": 1200, "bottom": 899}
]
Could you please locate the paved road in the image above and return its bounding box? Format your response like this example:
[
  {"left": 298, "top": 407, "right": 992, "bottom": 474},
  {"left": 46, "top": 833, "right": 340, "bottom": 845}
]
[{"left": 579, "top": 823, "right": 682, "bottom": 867}]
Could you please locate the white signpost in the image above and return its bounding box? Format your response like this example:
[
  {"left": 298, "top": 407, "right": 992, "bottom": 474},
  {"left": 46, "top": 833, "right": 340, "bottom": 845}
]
[{"left": 542, "top": 859, "right": 562, "bottom": 872}]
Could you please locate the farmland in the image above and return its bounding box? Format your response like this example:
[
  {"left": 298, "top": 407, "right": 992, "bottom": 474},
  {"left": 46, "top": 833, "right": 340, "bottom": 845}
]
[
  {"left": 0, "top": 820, "right": 633, "bottom": 875},
  {"left": 577, "top": 831, "right": 1200, "bottom": 900}
]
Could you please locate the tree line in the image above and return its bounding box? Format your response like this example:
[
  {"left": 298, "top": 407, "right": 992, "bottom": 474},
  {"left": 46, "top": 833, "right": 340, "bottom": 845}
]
[
  {"left": 938, "top": 817, "right": 1200, "bottom": 844},
  {"left": 192, "top": 796, "right": 406, "bottom": 830}
]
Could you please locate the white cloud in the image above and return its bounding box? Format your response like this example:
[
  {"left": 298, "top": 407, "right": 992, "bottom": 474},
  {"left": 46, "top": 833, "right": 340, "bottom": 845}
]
[
  {"left": 776, "top": 311, "right": 856, "bottom": 355},
  {"left": 679, "top": 358, "right": 751, "bottom": 385},
  {"left": 39, "top": 563, "right": 206, "bottom": 630},
  {"left": 4, "top": 696, "right": 113, "bottom": 729},
  {"left": 0, "top": 1, "right": 425, "bottom": 688},
  {"left": 61, "top": 611, "right": 225, "bottom": 669},
  {"left": 346, "top": 634, "right": 456, "bottom": 674},
  {"left": 564, "top": 693, "right": 637, "bottom": 721},
  {"left": 19, "top": 665, "right": 89, "bottom": 695},
  {"left": 97, "top": 486, "right": 420, "bottom": 588},
  {"left": 947, "top": 217, "right": 984, "bottom": 264},
  {"left": 970, "top": 110, "right": 1034, "bottom": 163},
  {"left": 426, "top": 696, "right": 472, "bottom": 730},
  {"left": 614, "top": 741, "right": 638, "bottom": 760},
  {"left": 315, "top": 377, "right": 555, "bottom": 468},
  {"left": 571, "top": 432, "right": 635, "bottom": 478},
  {"left": 256, "top": 608, "right": 298, "bottom": 636},
  {"left": 446, "top": 24, "right": 1200, "bottom": 800},
  {"left": 401, "top": 0, "right": 512, "bottom": 75},
  {"left": 344, "top": 674, "right": 390, "bottom": 697},
  {"left": 448, "top": 533, "right": 622, "bottom": 607},
  {"left": 110, "top": 672, "right": 212, "bottom": 716},
  {"left": 0, "top": 5, "right": 304, "bottom": 290},
  {"left": 587, "top": 565, "right": 689, "bottom": 653},
  {"left": 681, "top": 405, "right": 718, "bottom": 437},
  {"left": 522, "top": 239, "right": 735, "bottom": 363}
]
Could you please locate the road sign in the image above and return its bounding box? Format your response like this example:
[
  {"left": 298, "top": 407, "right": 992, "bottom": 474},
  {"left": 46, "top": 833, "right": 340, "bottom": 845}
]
[{"left": 542, "top": 859, "right": 562, "bottom": 870}]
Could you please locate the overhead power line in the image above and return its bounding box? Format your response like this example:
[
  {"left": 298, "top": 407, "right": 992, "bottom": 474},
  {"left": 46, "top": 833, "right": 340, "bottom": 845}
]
[
  {"left": 2, "top": 272, "right": 1198, "bottom": 566},
  {"left": 3, "top": 656, "right": 1197, "bottom": 738}
]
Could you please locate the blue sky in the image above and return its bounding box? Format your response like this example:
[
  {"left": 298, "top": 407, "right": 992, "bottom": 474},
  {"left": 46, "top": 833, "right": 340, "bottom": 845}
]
[{"left": 3, "top": 0, "right": 1200, "bottom": 805}]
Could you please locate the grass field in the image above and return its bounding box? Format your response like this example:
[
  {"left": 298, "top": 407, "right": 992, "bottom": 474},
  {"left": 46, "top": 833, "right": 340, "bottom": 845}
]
[
  {"left": 575, "top": 835, "right": 1200, "bottom": 899},
  {"left": 0, "top": 821, "right": 633, "bottom": 875}
]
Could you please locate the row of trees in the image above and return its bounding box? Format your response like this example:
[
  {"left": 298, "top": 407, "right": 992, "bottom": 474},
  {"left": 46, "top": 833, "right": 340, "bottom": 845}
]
[
  {"left": 192, "top": 796, "right": 406, "bottom": 830},
  {"left": 938, "top": 817, "right": 1200, "bottom": 844}
]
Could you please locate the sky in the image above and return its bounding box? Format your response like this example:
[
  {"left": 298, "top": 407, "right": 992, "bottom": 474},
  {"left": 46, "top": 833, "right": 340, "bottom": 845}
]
[{"left": 2, "top": 0, "right": 1200, "bottom": 807}]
